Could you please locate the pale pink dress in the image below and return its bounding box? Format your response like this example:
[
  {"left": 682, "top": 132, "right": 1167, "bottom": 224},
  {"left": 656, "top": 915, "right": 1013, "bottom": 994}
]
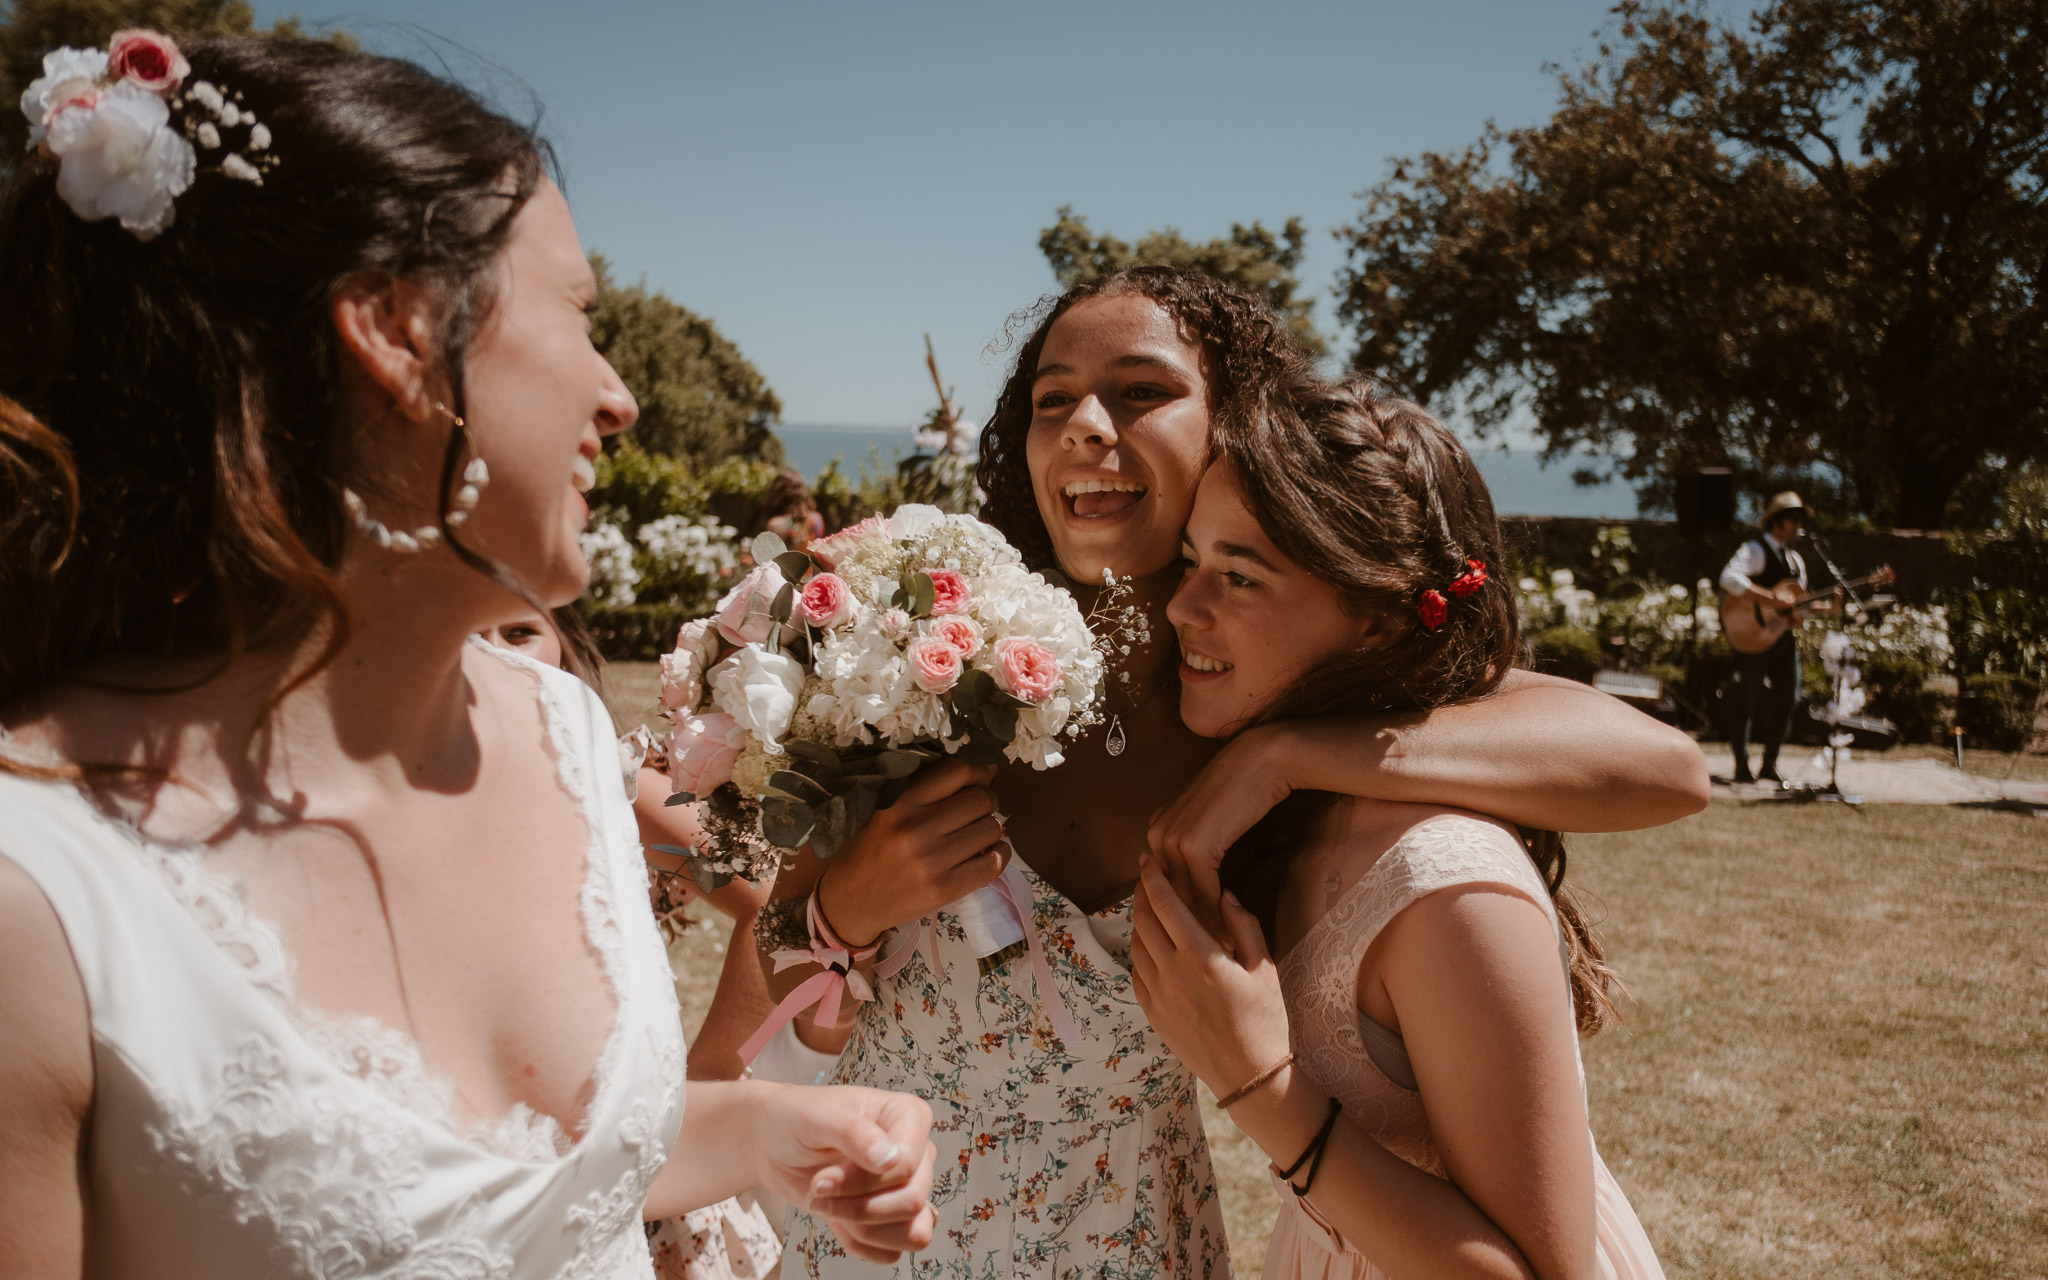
[{"left": 1264, "top": 813, "right": 1666, "bottom": 1280}]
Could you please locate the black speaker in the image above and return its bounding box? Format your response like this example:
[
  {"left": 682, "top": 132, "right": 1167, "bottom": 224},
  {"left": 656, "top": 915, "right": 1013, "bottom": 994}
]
[{"left": 1675, "top": 468, "right": 1735, "bottom": 537}]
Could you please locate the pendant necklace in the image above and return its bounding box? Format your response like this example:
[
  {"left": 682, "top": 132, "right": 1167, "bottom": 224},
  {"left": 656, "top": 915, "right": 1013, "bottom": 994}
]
[{"left": 1102, "top": 671, "right": 1176, "bottom": 759}]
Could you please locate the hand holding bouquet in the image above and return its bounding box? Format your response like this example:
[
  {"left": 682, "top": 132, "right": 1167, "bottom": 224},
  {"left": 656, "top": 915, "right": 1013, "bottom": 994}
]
[{"left": 652, "top": 504, "right": 1110, "bottom": 890}]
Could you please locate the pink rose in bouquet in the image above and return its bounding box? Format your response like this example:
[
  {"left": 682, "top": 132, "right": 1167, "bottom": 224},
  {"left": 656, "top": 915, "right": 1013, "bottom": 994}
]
[
  {"left": 991, "top": 636, "right": 1062, "bottom": 704},
  {"left": 714, "top": 564, "right": 796, "bottom": 646},
  {"left": 908, "top": 635, "right": 964, "bottom": 693},
  {"left": 107, "top": 29, "right": 189, "bottom": 94},
  {"left": 667, "top": 711, "right": 746, "bottom": 797},
  {"left": 930, "top": 615, "right": 983, "bottom": 658},
  {"left": 926, "top": 569, "right": 970, "bottom": 615},
  {"left": 800, "top": 572, "right": 854, "bottom": 628},
  {"left": 657, "top": 618, "right": 719, "bottom": 714},
  {"left": 807, "top": 513, "right": 890, "bottom": 570}
]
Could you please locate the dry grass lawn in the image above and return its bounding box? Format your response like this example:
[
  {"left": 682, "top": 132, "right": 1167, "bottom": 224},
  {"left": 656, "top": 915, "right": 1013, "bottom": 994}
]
[{"left": 613, "top": 663, "right": 2046, "bottom": 1277}]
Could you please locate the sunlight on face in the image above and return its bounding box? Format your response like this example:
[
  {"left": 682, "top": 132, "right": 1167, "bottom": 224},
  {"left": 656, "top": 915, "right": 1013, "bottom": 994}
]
[
  {"left": 459, "top": 180, "right": 638, "bottom": 608},
  {"left": 1024, "top": 293, "right": 1212, "bottom": 584},
  {"left": 1166, "top": 465, "right": 1368, "bottom": 739}
]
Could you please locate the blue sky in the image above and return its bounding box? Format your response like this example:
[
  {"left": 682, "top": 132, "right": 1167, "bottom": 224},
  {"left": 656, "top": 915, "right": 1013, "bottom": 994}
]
[{"left": 253, "top": 1, "right": 1753, "bottom": 438}]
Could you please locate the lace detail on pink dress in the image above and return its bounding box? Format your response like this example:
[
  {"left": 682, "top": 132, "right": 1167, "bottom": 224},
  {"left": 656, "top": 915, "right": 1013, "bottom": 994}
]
[
  {"left": 1265, "top": 812, "right": 1664, "bottom": 1280},
  {"left": 1277, "top": 813, "right": 1552, "bottom": 1178}
]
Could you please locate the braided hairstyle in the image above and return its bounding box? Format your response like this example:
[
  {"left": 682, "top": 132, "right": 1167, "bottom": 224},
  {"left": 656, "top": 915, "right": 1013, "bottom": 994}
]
[
  {"left": 0, "top": 37, "right": 548, "bottom": 710},
  {"left": 977, "top": 265, "right": 1313, "bottom": 574},
  {"left": 1215, "top": 373, "right": 1619, "bottom": 1033}
]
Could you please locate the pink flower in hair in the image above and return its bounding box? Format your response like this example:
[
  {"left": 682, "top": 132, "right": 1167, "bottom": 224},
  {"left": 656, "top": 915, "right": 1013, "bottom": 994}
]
[{"left": 107, "top": 30, "right": 189, "bottom": 96}]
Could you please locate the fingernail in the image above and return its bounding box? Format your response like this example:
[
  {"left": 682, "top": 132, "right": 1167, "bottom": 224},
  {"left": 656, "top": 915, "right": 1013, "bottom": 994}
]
[
  {"left": 1223, "top": 891, "right": 1241, "bottom": 907},
  {"left": 866, "top": 1139, "right": 901, "bottom": 1167}
]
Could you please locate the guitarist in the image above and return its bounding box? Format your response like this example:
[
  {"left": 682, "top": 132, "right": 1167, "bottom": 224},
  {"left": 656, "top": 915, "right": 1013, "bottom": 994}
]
[{"left": 1718, "top": 492, "right": 1839, "bottom": 784}]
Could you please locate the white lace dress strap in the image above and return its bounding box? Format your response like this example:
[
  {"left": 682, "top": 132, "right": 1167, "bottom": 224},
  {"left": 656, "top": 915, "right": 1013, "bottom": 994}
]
[{"left": 0, "top": 650, "right": 685, "bottom": 1280}]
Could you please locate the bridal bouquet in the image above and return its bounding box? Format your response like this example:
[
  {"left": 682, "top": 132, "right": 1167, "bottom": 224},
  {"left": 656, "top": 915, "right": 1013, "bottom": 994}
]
[{"left": 652, "top": 504, "right": 1113, "bottom": 889}]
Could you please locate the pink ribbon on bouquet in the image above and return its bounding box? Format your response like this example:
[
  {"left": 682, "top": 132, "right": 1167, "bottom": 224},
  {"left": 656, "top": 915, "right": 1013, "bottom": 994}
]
[
  {"left": 737, "top": 866, "right": 1084, "bottom": 1066},
  {"left": 737, "top": 893, "right": 879, "bottom": 1066},
  {"left": 985, "top": 866, "right": 1084, "bottom": 1052}
]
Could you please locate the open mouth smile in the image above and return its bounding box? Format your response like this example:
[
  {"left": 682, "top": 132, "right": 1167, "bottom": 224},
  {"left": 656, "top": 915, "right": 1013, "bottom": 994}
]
[
  {"left": 1060, "top": 476, "right": 1148, "bottom": 522},
  {"left": 1179, "top": 649, "right": 1233, "bottom": 681}
]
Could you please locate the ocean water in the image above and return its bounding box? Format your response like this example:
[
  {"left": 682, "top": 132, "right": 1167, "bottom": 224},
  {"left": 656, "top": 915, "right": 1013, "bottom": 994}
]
[{"left": 775, "top": 424, "right": 1641, "bottom": 519}]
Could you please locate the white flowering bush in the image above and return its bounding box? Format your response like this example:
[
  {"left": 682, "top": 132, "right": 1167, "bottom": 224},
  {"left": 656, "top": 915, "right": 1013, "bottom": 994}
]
[
  {"left": 1517, "top": 568, "right": 1601, "bottom": 631},
  {"left": 637, "top": 514, "right": 742, "bottom": 612},
  {"left": 577, "top": 521, "right": 640, "bottom": 608},
  {"left": 578, "top": 510, "right": 745, "bottom": 615}
]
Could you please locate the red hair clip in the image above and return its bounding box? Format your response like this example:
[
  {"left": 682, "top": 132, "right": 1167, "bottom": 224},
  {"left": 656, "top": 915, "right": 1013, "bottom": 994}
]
[
  {"left": 1417, "top": 589, "right": 1448, "bottom": 630},
  {"left": 1419, "top": 559, "right": 1487, "bottom": 630},
  {"left": 1449, "top": 559, "right": 1488, "bottom": 598}
]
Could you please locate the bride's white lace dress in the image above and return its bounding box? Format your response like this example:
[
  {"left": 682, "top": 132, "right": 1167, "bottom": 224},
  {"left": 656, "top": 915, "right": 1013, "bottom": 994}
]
[{"left": 0, "top": 646, "right": 685, "bottom": 1279}]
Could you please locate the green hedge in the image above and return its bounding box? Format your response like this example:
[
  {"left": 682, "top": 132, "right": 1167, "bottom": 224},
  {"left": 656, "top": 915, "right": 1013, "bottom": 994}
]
[{"left": 584, "top": 603, "right": 696, "bottom": 662}]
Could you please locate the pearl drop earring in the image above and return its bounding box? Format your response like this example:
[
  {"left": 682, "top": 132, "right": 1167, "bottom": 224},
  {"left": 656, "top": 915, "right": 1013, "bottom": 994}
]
[{"left": 342, "top": 405, "right": 488, "bottom": 554}]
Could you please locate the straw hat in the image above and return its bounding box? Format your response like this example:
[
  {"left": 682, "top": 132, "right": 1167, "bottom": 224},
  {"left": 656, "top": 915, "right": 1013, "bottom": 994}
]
[{"left": 1761, "top": 491, "right": 1807, "bottom": 527}]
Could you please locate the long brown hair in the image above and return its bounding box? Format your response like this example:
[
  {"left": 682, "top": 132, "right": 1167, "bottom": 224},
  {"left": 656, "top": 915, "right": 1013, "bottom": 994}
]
[
  {"left": 977, "top": 265, "right": 1314, "bottom": 574},
  {"left": 1216, "top": 374, "right": 1619, "bottom": 1033},
  {"left": 0, "top": 37, "right": 549, "bottom": 716}
]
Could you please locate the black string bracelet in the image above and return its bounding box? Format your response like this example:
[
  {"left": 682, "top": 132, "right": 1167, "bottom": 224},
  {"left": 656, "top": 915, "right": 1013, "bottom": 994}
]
[{"left": 1276, "top": 1097, "right": 1343, "bottom": 1196}]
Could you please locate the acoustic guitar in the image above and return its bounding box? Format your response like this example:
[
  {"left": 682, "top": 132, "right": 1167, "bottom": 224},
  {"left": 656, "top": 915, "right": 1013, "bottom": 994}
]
[{"left": 1719, "top": 566, "right": 1895, "bottom": 655}]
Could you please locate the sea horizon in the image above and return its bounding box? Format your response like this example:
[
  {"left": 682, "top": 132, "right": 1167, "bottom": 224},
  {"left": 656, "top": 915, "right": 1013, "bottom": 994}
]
[{"left": 774, "top": 423, "right": 1645, "bottom": 520}]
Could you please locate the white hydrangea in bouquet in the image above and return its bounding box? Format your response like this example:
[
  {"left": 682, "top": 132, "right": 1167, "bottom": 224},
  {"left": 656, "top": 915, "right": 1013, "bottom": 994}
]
[{"left": 651, "top": 503, "right": 1117, "bottom": 891}]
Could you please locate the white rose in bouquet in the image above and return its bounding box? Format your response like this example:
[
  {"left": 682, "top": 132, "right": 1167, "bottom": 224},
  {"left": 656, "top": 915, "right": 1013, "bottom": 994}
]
[{"left": 708, "top": 646, "right": 805, "bottom": 746}]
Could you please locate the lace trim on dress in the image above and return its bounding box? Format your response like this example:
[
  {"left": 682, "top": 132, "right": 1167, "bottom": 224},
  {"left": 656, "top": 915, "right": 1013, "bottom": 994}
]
[
  {"left": 469, "top": 640, "right": 634, "bottom": 1147},
  {"left": 145, "top": 1034, "right": 516, "bottom": 1280},
  {"left": 65, "top": 639, "right": 634, "bottom": 1164}
]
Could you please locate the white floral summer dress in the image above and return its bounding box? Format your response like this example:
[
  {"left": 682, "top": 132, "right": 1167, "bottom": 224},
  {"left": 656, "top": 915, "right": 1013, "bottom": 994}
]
[{"left": 785, "top": 860, "right": 1230, "bottom": 1279}]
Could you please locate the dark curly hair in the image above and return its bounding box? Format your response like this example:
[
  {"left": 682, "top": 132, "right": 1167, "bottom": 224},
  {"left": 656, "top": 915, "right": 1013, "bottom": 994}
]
[
  {"left": 1214, "top": 373, "right": 1619, "bottom": 1033},
  {"left": 976, "top": 265, "right": 1314, "bottom": 574},
  {"left": 0, "top": 36, "right": 549, "bottom": 711}
]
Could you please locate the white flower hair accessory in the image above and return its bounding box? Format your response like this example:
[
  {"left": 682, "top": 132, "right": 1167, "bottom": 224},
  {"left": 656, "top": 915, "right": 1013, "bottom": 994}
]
[{"left": 17, "top": 30, "right": 277, "bottom": 241}]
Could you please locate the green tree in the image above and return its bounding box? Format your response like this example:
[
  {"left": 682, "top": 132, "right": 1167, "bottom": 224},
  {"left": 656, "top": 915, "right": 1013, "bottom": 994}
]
[
  {"left": 1336, "top": 0, "right": 2047, "bottom": 530},
  {"left": 589, "top": 254, "right": 784, "bottom": 469},
  {"left": 1040, "top": 205, "right": 1326, "bottom": 357},
  {"left": 1, "top": 0, "right": 335, "bottom": 166}
]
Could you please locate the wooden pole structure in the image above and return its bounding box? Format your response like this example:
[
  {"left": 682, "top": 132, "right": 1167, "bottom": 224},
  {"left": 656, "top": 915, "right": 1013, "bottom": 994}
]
[{"left": 924, "top": 332, "right": 959, "bottom": 437}]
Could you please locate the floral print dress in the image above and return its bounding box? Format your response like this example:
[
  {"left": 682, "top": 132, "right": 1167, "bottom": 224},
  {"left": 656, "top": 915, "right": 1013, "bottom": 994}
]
[{"left": 785, "top": 861, "right": 1230, "bottom": 1279}]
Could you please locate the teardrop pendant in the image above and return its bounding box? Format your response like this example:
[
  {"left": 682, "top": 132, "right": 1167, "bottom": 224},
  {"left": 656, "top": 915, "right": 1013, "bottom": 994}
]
[{"left": 1105, "top": 715, "right": 1126, "bottom": 757}]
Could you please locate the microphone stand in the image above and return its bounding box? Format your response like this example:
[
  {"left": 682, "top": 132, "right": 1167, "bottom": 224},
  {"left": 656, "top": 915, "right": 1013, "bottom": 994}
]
[
  {"left": 1805, "top": 530, "right": 1866, "bottom": 610},
  {"left": 1799, "top": 528, "right": 1864, "bottom": 805}
]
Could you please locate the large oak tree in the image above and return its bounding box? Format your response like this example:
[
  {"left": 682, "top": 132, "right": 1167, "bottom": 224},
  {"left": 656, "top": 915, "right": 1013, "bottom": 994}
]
[{"left": 1337, "top": 0, "right": 2046, "bottom": 529}]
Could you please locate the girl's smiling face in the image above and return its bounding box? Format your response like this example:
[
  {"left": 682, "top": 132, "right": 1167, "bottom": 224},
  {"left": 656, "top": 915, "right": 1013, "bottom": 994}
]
[
  {"left": 1167, "top": 464, "right": 1373, "bottom": 738},
  {"left": 1024, "top": 293, "right": 1213, "bottom": 585}
]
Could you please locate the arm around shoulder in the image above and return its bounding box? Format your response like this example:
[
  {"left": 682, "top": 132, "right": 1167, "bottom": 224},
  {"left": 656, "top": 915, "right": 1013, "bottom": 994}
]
[
  {"left": 0, "top": 855, "right": 93, "bottom": 1279},
  {"left": 1273, "top": 669, "right": 1709, "bottom": 832}
]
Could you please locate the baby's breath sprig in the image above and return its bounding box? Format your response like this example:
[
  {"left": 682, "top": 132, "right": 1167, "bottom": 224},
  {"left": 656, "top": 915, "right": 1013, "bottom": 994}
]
[{"left": 1084, "top": 568, "right": 1154, "bottom": 686}]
